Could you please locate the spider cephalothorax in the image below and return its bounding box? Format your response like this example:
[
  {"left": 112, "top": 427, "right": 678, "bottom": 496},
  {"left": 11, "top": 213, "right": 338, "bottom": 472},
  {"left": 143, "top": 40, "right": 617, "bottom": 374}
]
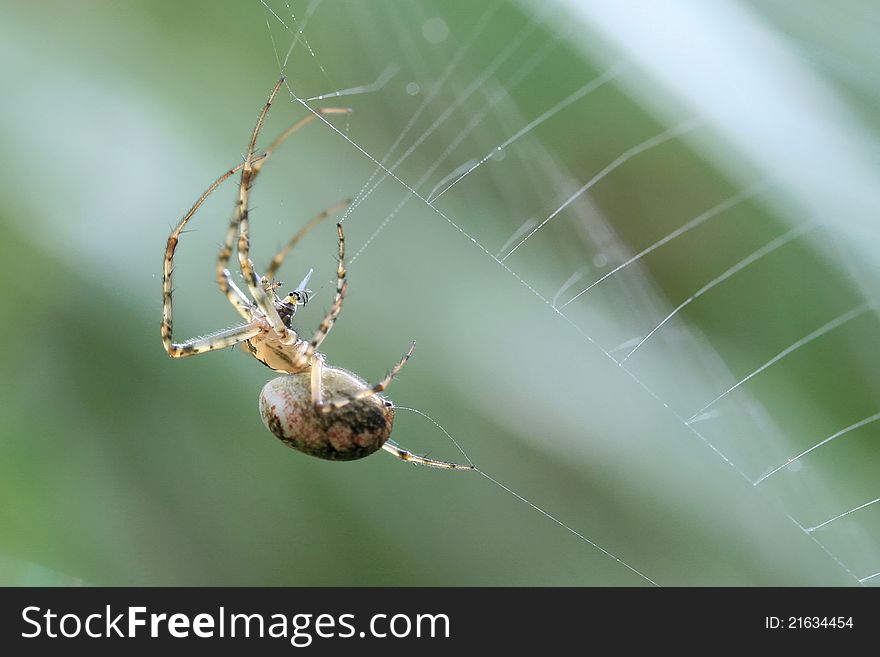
[{"left": 161, "top": 77, "right": 472, "bottom": 471}]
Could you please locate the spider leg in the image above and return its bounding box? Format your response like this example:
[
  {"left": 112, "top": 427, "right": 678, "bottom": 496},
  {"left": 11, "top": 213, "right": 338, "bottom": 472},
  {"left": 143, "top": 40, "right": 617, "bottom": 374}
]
[
  {"left": 262, "top": 107, "right": 352, "bottom": 159},
  {"left": 162, "top": 321, "right": 264, "bottom": 358},
  {"left": 162, "top": 163, "right": 251, "bottom": 355},
  {"left": 381, "top": 442, "right": 475, "bottom": 470},
  {"left": 264, "top": 198, "right": 351, "bottom": 283},
  {"left": 216, "top": 107, "right": 351, "bottom": 317},
  {"left": 236, "top": 78, "right": 289, "bottom": 337},
  {"left": 310, "top": 352, "right": 326, "bottom": 406},
  {"left": 316, "top": 342, "right": 415, "bottom": 413},
  {"left": 291, "top": 222, "right": 348, "bottom": 371}
]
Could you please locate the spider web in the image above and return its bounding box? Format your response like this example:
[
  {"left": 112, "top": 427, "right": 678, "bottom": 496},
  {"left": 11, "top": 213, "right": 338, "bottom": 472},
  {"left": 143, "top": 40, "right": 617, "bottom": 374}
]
[{"left": 252, "top": 0, "right": 880, "bottom": 586}]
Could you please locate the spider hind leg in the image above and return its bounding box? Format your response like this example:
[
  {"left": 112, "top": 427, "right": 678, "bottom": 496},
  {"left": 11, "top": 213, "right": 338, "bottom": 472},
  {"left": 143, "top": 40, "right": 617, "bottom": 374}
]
[
  {"left": 315, "top": 342, "right": 416, "bottom": 413},
  {"left": 381, "top": 442, "right": 476, "bottom": 471}
]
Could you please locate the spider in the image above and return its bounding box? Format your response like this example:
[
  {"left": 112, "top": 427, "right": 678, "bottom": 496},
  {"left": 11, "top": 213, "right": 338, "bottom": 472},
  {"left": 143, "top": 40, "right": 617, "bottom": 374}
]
[{"left": 161, "top": 77, "right": 472, "bottom": 471}]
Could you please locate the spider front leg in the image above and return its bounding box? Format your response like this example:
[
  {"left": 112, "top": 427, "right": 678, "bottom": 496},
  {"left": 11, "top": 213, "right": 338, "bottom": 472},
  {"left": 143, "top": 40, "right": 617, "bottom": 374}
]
[
  {"left": 162, "top": 322, "right": 264, "bottom": 358},
  {"left": 216, "top": 108, "right": 351, "bottom": 318},
  {"left": 289, "top": 222, "right": 348, "bottom": 373},
  {"left": 264, "top": 198, "right": 351, "bottom": 283},
  {"left": 162, "top": 163, "right": 255, "bottom": 357},
  {"left": 235, "top": 79, "right": 289, "bottom": 338}
]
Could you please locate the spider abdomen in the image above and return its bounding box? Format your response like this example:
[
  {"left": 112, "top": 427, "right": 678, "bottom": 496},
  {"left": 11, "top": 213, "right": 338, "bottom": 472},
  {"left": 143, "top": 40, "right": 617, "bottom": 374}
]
[{"left": 259, "top": 367, "right": 395, "bottom": 461}]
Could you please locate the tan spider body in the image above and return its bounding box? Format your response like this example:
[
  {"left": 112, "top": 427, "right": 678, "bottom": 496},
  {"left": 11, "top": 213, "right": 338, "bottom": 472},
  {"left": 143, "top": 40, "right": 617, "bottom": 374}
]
[
  {"left": 260, "top": 369, "right": 395, "bottom": 461},
  {"left": 161, "top": 78, "right": 472, "bottom": 470}
]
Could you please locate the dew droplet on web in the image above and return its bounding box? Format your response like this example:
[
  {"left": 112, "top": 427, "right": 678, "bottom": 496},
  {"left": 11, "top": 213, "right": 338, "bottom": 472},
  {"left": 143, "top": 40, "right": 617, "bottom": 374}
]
[{"left": 422, "top": 17, "right": 449, "bottom": 44}]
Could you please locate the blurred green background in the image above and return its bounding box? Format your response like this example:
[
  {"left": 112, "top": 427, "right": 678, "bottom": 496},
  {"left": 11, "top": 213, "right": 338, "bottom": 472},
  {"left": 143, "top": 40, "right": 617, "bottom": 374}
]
[{"left": 1, "top": 0, "right": 879, "bottom": 585}]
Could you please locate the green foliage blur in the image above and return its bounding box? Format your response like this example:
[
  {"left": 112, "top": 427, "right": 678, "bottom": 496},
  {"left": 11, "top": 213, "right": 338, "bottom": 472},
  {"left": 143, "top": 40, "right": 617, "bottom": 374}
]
[{"left": 1, "top": 0, "right": 878, "bottom": 585}]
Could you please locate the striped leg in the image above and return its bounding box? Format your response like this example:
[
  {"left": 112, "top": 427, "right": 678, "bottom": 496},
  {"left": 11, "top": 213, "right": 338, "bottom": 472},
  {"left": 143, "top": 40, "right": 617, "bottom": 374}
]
[
  {"left": 381, "top": 442, "right": 475, "bottom": 470},
  {"left": 217, "top": 106, "right": 350, "bottom": 317},
  {"left": 162, "top": 322, "right": 264, "bottom": 358},
  {"left": 316, "top": 342, "right": 415, "bottom": 413},
  {"left": 236, "top": 78, "right": 288, "bottom": 337},
  {"left": 162, "top": 162, "right": 249, "bottom": 355},
  {"left": 290, "top": 222, "right": 348, "bottom": 373},
  {"left": 264, "top": 198, "right": 352, "bottom": 283}
]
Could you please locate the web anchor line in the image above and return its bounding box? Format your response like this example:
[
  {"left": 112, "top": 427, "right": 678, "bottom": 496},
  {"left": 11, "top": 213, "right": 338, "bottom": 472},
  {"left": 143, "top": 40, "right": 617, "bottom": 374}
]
[{"left": 392, "top": 407, "right": 659, "bottom": 586}]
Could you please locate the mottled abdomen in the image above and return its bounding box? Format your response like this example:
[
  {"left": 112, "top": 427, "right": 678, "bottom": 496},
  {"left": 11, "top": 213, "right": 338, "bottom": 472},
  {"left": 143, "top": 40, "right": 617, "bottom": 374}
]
[{"left": 259, "top": 367, "right": 395, "bottom": 461}]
